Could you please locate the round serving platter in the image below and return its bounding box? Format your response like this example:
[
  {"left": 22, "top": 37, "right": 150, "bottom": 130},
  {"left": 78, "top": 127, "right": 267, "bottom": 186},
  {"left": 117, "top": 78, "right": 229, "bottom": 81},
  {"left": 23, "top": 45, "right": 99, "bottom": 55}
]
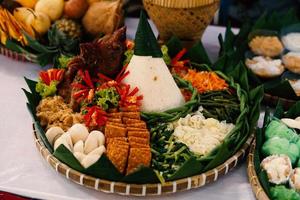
[
  {"left": 263, "top": 93, "right": 296, "bottom": 109},
  {"left": 33, "top": 124, "right": 254, "bottom": 196},
  {"left": 247, "top": 140, "right": 270, "bottom": 200},
  {"left": 0, "top": 46, "right": 34, "bottom": 62}
]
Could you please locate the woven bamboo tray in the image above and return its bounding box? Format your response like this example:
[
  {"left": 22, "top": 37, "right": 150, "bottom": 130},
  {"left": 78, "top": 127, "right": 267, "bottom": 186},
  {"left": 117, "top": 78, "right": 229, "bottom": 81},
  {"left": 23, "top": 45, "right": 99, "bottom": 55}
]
[
  {"left": 143, "top": 0, "right": 220, "bottom": 45},
  {"left": 263, "top": 93, "right": 296, "bottom": 109},
  {"left": 247, "top": 139, "right": 270, "bottom": 200},
  {"left": 0, "top": 46, "right": 35, "bottom": 62},
  {"left": 33, "top": 124, "right": 254, "bottom": 196}
]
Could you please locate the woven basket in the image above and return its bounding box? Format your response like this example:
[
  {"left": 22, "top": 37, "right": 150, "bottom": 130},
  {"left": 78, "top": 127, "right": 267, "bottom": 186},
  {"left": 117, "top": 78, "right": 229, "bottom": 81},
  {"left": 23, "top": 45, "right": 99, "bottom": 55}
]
[
  {"left": 0, "top": 46, "right": 35, "bottom": 62},
  {"left": 247, "top": 140, "right": 270, "bottom": 200},
  {"left": 263, "top": 93, "right": 296, "bottom": 109},
  {"left": 143, "top": 0, "right": 220, "bottom": 46},
  {"left": 33, "top": 124, "right": 254, "bottom": 196}
]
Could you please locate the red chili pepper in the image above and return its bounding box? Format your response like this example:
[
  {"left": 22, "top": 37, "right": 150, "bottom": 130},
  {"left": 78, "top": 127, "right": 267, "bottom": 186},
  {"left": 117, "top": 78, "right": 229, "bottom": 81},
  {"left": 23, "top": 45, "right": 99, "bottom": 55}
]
[
  {"left": 118, "top": 84, "right": 143, "bottom": 108},
  {"left": 171, "top": 48, "right": 187, "bottom": 65},
  {"left": 72, "top": 70, "right": 95, "bottom": 103},
  {"left": 125, "top": 40, "right": 134, "bottom": 50},
  {"left": 39, "top": 69, "right": 64, "bottom": 86},
  {"left": 83, "top": 106, "right": 107, "bottom": 127}
]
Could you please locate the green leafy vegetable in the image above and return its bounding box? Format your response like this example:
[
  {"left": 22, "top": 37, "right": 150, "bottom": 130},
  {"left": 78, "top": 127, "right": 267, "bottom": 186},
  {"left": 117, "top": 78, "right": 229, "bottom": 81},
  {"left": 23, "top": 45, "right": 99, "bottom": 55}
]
[
  {"left": 123, "top": 49, "right": 134, "bottom": 65},
  {"left": 35, "top": 81, "right": 58, "bottom": 98},
  {"left": 198, "top": 90, "right": 240, "bottom": 123},
  {"left": 58, "top": 55, "right": 72, "bottom": 69},
  {"left": 161, "top": 45, "right": 171, "bottom": 65},
  {"left": 95, "top": 87, "right": 120, "bottom": 110}
]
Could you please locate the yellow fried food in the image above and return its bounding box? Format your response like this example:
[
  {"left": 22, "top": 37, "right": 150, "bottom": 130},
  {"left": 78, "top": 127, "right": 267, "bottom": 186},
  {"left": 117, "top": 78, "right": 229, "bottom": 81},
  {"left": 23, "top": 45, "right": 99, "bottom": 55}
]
[
  {"left": 249, "top": 36, "right": 283, "bottom": 57},
  {"left": 283, "top": 52, "right": 300, "bottom": 74},
  {"left": 107, "top": 142, "right": 129, "bottom": 174},
  {"left": 0, "top": 8, "right": 35, "bottom": 46},
  {"left": 126, "top": 147, "right": 151, "bottom": 175},
  {"left": 36, "top": 96, "right": 83, "bottom": 131}
]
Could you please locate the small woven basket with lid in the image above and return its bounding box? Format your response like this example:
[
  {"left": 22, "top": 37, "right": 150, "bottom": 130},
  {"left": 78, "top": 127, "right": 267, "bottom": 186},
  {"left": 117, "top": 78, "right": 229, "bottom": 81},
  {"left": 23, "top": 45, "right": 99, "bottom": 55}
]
[{"left": 143, "top": 0, "right": 220, "bottom": 46}]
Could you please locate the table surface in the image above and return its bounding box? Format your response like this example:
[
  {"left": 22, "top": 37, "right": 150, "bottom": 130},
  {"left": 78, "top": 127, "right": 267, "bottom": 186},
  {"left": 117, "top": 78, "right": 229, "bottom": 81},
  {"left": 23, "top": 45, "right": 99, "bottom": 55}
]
[{"left": 0, "top": 18, "right": 259, "bottom": 200}]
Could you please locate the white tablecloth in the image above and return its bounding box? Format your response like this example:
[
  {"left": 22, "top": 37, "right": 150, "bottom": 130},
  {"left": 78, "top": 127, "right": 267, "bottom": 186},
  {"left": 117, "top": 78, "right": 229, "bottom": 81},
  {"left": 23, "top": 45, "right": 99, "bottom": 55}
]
[{"left": 0, "top": 18, "right": 258, "bottom": 200}]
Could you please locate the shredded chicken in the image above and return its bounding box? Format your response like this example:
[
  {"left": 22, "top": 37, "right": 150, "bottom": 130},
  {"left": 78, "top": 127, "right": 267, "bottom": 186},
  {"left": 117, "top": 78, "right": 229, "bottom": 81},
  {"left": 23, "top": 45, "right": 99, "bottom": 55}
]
[{"left": 36, "top": 96, "right": 83, "bottom": 131}]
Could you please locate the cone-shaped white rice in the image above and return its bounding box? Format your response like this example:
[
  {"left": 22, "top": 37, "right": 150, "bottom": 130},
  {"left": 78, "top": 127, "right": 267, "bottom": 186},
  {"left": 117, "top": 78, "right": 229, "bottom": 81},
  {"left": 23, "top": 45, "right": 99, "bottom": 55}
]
[{"left": 123, "top": 55, "right": 185, "bottom": 112}]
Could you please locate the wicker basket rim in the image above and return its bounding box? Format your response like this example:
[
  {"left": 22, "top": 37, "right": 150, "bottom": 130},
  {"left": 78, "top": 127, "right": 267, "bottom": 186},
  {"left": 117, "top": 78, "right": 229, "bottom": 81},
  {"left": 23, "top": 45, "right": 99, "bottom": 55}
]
[
  {"left": 247, "top": 140, "right": 270, "bottom": 200},
  {"left": 34, "top": 124, "right": 254, "bottom": 196},
  {"left": 143, "top": 0, "right": 220, "bottom": 8}
]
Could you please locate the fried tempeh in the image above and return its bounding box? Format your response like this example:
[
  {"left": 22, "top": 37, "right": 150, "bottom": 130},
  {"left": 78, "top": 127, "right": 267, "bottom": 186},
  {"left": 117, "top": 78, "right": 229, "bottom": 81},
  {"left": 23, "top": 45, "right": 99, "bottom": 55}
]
[
  {"left": 127, "top": 131, "right": 150, "bottom": 140},
  {"left": 107, "top": 142, "right": 129, "bottom": 174},
  {"left": 107, "top": 112, "right": 123, "bottom": 119},
  {"left": 120, "top": 106, "right": 140, "bottom": 112},
  {"left": 126, "top": 147, "right": 151, "bottom": 175},
  {"left": 122, "top": 112, "right": 140, "bottom": 119},
  {"left": 105, "top": 124, "right": 127, "bottom": 138},
  {"left": 106, "top": 137, "right": 127, "bottom": 145},
  {"left": 128, "top": 136, "right": 149, "bottom": 145}
]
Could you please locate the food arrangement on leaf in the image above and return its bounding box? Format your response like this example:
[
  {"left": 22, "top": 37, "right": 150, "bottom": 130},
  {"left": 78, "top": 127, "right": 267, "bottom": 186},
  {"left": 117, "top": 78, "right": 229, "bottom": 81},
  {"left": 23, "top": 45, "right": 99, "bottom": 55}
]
[
  {"left": 219, "top": 10, "right": 300, "bottom": 108},
  {"left": 0, "top": 0, "right": 123, "bottom": 64},
  {"left": 248, "top": 102, "right": 300, "bottom": 200},
  {"left": 24, "top": 12, "right": 263, "bottom": 195}
]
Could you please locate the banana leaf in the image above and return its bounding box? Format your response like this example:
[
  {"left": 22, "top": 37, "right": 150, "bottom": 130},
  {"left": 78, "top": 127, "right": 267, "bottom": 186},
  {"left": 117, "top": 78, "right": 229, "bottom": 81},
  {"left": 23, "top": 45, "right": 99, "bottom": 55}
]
[
  {"left": 134, "top": 11, "right": 162, "bottom": 58},
  {"left": 24, "top": 80, "right": 160, "bottom": 183},
  {"left": 220, "top": 10, "right": 300, "bottom": 102},
  {"left": 23, "top": 11, "right": 263, "bottom": 184}
]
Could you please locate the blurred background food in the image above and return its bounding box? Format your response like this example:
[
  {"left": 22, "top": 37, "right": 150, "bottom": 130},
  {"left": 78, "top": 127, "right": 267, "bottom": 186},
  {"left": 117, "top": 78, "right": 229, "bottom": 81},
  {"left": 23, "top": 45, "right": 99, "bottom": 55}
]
[{"left": 124, "top": 0, "right": 300, "bottom": 27}]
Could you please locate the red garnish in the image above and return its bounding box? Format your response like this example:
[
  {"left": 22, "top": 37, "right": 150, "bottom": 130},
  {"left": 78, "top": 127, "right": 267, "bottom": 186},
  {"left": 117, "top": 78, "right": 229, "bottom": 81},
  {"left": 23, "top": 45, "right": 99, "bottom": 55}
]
[
  {"left": 39, "top": 69, "right": 64, "bottom": 86},
  {"left": 125, "top": 40, "right": 134, "bottom": 50},
  {"left": 72, "top": 70, "right": 95, "bottom": 103},
  {"left": 83, "top": 106, "right": 107, "bottom": 127},
  {"left": 171, "top": 48, "right": 189, "bottom": 76},
  {"left": 118, "top": 84, "right": 143, "bottom": 107}
]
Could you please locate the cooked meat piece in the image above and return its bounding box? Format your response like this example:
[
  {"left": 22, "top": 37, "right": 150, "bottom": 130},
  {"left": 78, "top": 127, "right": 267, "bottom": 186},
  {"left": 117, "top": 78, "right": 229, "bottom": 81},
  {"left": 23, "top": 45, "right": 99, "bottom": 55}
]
[
  {"left": 95, "top": 26, "right": 126, "bottom": 77},
  {"left": 126, "top": 147, "right": 151, "bottom": 175},
  {"left": 57, "top": 27, "right": 126, "bottom": 110},
  {"left": 58, "top": 56, "right": 85, "bottom": 104}
]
